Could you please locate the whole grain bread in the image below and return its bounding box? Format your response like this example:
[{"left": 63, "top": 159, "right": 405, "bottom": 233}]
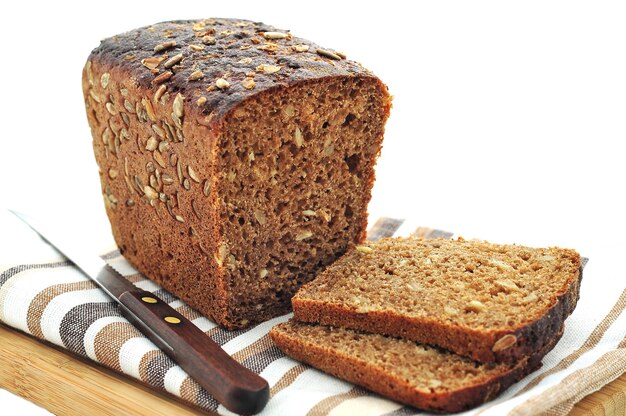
[
  {"left": 82, "top": 18, "right": 391, "bottom": 329},
  {"left": 270, "top": 320, "right": 563, "bottom": 413},
  {"left": 292, "top": 237, "right": 582, "bottom": 363}
]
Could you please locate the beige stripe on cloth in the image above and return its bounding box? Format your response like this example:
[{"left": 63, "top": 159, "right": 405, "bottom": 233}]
[
  {"left": 328, "top": 396, "right": 404, "bottom": 416},
  {"left": 510, "top": 337, "right": 626, "bottom": 416},
  {"left": 125, "top": 273, "right": 148, "bottom": 284},
  {"left": 231, "top": 334, "right": 274, "bottom": 363},
  {"left": 411, "top": 227, "right": 453, "bottom": 239},
  {"left": 517, "top": 287, "right": 626, "bottom": 395},
  {"left": 139, "top": 350, "right": 164, "bottom": 383},
  {"left": 180, "top": 376, "right": 201, "bottom": 402},
  {"left": 26, "top": 280, "right": 97, "bottom": 338},
  {"left": 175, "top": 303, "right": 204, "bottom": 321},
  {"left": 205, "top": 326, "right": 221, "bottom": 338},
  {"left": 94, "top": 321, "right": 142, "bottom": 371},
  {"left": 270, "top": 364, "right": 308, "bottom": 397},
  {"left": 4, "top": 216, "right": 617, "bottom": 416},
  {"left": 475, "top": 287, "right": 626, "bottom": 416},
  {"left": 306, "top": 387, "right": 368, "bottom": 416},
  {"left": 367, "top": 217, "right": 404, "bottom": 241}
]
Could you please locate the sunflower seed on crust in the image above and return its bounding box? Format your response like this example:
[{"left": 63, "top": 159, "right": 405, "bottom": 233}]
[
  {"left": 173, "top": 93, "right": 184, "bottom": 118},
  {"left": 141, "top": 56, "right": 165, "bottom": 70},
  {"left": 154, "top": 41, "right": 177, "bottom": 52},
  {"left": 153, "top": 84, "right": 167, "bottom": 104},
  {"left": 163, "top": 54, "right": 183, "bottom": 68},
  {"left": 263, "top": 31, "right": 290, "bottom": 40},
  {"left": 316, "top": 49, "right": 342, "bottom": 60},
  {"left": 256, "top": 64, "right": 281, "bottom": 74},
  {"left": 216, "top": 78, "right": 230, "bottom": 89},
  {"left": 151, "top": 71, "right": 173, "bottom": 85},
  {"left": 188, "top": 70, "right": 204, "bottom": 81}
]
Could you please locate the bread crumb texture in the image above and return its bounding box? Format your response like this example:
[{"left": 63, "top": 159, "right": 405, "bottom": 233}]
[
  {"left": 293, "top": 237, "right": 581, "bottom": 362},
  {"left": 270, "top": 320, "right": 560, "bottom": 413}
]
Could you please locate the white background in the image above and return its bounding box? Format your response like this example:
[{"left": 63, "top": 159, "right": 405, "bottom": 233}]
[{"left": 1, "top": 1, "right": 625, "bottom": 414}]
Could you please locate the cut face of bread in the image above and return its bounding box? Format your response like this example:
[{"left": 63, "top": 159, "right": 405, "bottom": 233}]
[
  {"left": 270, "top": 320, "right": 562, "bottom": 413},
  {"left": 216, "top": 77, "right": 389, "bottom": 326},
  {"left": 292, "top": 237, "right": 582, "bottom": 362}
]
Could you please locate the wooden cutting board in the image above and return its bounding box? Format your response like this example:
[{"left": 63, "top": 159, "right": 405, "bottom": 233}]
[{"left": 0, "top": 323, "right": 624, "bottom": 416}]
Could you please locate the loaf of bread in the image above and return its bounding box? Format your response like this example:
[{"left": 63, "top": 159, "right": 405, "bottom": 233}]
[
  {"left": 292, "top": 237, "right": 582, "bottom": 363},
  {"left": 82, "top": 19, "right": 391, "bottom": 328},
  {"left": 270, "top": 320, "right": 563, "bottom": 413}
]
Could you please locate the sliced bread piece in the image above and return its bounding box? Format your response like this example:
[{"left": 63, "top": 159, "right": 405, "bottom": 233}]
[
  {"left": 292, "top": 237, "right": 582, "bottom": 363},
  {"left": 269, "top": 320, "right": 562, "bottom": 413}
]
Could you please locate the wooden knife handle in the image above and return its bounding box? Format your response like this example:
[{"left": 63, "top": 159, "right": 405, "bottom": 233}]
[{"left": 118, "top": 290, "right": 269, "bottom": 415}]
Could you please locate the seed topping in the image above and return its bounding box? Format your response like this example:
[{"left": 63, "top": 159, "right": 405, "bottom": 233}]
[
  {"left": 100, "top": 73, "right": 111, "bottom": 88},
  {"left": 263, "top": 31, "right": 290, "bottom": 39},
  {"left": 154, "top": 41, "right": 176, "bottom": 52},
  {"left": 173, "top": 93, "right": 184, "bottom": 118},
  {"left": 163, "top": 54, "right": 183, "bottom": 68},
  {"left": 316, "top": 49, "right": 342, "bottom": 60},
  {"left": 294, "top": 127, "right": 304, "bottom": 147},
  {"left": 144, "top": 186, "right": 158, "bottom": 200},
  {"left": 153, "top": 84, "right": 167, "bottom": 103},
  {"left": 141, "top": 56, "right": 165, "bottom": 70},
  {"left": 242, "top": 78, "right": 255, "bottom": 90},
  {"left": 356, "top": 245, "right": 374, "bottom": 254},
  {"left": 492, "top": 334, "right": 518, "bottom": 352},
  {"left": 188, "top": 166, "right": 200, "bottom": 182},
  {"left": 188, "top": 70, "right": 204, "bottom": 81},
  {"left": 256, "top": 64, "right": 281, "bottom": 74},
  {"left": 202, "top": 35, "right": 216, "bottom": 45},
  {"left": 254, "top": 210, "right": 267, "bottom": 225},
  {"left": 295, "top": 231, "right": 313, "bottom": 241},
  {"left": 151, "top": 71, "right": 173, "bottom": 85},
  {"left": 466, "top": 300, "right": 487, "bottom": 313},
  {"left": 145, "top": 136, "right": 158, "bottom": 151},
  {"left": 216, "top": 78, "right": 230, "bottom": 89}
]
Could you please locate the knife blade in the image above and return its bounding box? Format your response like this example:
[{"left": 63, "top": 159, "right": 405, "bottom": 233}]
[{"left": 9, "top": 209, "right": 269, "bottom": 414}]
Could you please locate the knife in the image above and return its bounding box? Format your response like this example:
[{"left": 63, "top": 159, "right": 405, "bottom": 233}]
[{"left": 9, "top": 209, "right": 269, "bottom": 415}]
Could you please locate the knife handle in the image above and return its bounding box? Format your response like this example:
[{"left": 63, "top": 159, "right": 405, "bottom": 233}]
[{"left": 118, "top": 290, "right": 269, "bottom": 415}]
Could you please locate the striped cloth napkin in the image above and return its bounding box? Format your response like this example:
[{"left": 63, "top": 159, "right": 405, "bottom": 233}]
[{"left": 0, "top": 209, "right": 624, "bottom": 416}]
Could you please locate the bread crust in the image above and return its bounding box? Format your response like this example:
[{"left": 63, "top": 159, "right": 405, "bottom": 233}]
[
  {"left": 83, "top": 18, "right": 390, "bottom": 328},
  {"left": 269, "top": 321, "right": 563, "bottom": 413},
  {"left": 293, "top": 248, "right": 582, "bottom": 363},
  {"left": 87, "top": 19, "right": 377, "bottom": 127}
]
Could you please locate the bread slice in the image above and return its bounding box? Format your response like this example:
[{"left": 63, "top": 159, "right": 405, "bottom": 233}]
[
  {"left": 292, "top": 237, "right": 582, "bottom": 363},
  {"left": 83, "top": 19, "right": 391, "bottom": 329},
  {"left": 270, "top": 320, "right": 562, "bottom": 413}
]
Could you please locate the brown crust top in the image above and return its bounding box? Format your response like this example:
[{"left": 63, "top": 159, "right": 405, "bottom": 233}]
[{"left": 88, "top": 18, "right": 375, "bottom": 122}]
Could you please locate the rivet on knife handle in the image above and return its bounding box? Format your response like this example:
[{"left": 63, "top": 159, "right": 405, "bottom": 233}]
[{"left": 118, "top": 290, "right": 269, "bottom": 415}]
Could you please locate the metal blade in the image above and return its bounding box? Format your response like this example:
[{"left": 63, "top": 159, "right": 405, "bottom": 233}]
[{"left": 9, "top": 209, "right": 136, "bottom": 299}]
